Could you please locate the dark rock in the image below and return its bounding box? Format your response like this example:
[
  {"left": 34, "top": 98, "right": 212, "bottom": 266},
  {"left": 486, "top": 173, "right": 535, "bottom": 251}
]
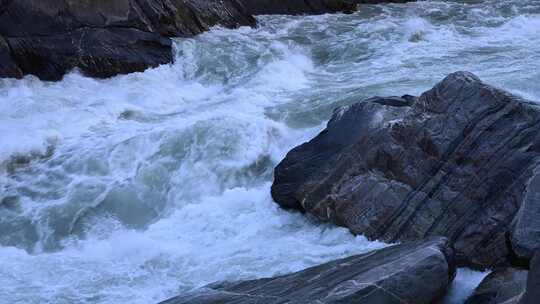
[
  {"left": 271, "top": 72, "right": 540, "bottom": 269},
  {"left": 238, "top": 0, "right": 357, "bottom": 15},
  {"left": 0, "top": 35, "right": 22, "bottom": 78},
  {"left": 510, "top": 169, "right": 540, "bottom": 261},
  {"left": 238, "top": 0, "right": 416, "bottom": 15},
  {"left": 161, "top": 237, "right": 456, "bottom": 304},
  {"left": 520, "top": 250, "right": 540, "bottom": 304},
  {"left": 6, "top": 28, "right": 172, "bottom": 81},
  {"left": 0, "top": 0, "right": 256, "bottom": 80},
  {"left": 466, "top": 268, "right": 527, "bottom": 304}
]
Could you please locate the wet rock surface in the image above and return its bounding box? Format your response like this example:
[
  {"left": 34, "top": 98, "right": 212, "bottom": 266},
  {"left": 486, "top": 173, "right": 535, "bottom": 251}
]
[
  {"left": 161, "top": 237, "right": 456, "bottom": 304},
  {"left": 0, "top": 0, "right": 256, "bottom": 80},
  {"left": 466, "top": 268, "right": 527, "bottom": 304},
  {"left": 271, "top": 72, "right": 540, "bottom": 269}
]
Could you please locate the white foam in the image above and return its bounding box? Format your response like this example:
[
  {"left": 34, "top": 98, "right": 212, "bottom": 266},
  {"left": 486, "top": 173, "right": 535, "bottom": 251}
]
[
  {"left": 1, "top": 1, "right": 539, "bottom": 303},
  {"left": 443, "top": 268, "right": 490, "bottom": 304}
]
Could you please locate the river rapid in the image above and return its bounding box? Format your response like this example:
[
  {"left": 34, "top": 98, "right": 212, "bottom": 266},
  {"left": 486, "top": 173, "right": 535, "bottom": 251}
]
[{"left": 1, "top": 0, "right": 539, "bottom": 303}]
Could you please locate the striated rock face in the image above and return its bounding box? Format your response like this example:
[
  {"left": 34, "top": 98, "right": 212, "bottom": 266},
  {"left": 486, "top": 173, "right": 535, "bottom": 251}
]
[
  {"left": 465, "top": 268, "right": 527, "bottom": 304},
  {"left": 272, "top": 72, "right": 540, "bottom": 268},
  {"left": 161, "top": 237, "right": 456, "bottom": 304},
  {"left": 0, "top": 0, "right": 256, "bottom": 80}
]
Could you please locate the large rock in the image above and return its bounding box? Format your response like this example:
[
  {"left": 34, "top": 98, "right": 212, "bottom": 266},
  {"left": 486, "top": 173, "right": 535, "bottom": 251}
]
[
  {"left": 161, "top": 237, "right": 456, "bottom": 304},
  {"left": 466, "top": 268, "right": 527, "bottom": 304},
  {"left": 0, "top": 0, "right": 256, "bottom": 80},
  {"left": 272, "top": 72, "right": 540, "bottom": 268}
]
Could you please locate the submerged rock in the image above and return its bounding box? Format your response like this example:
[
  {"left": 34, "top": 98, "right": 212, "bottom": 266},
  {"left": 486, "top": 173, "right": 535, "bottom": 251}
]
[
  {"left": 272, "top": 72, "right": 540, "bottom": 268},
  {"left": 0, "top": 0, "right": 256, "bottom": 80},
  {"left": 466, "top": 268, "right": 527, "bottom": 304},
  {"left": 161, "top": 237, "right": 456, "bottom": 304}
]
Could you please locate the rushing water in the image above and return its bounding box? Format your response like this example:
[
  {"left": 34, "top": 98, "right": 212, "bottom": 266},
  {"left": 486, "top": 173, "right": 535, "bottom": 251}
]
[{"left": 1, "top": 0, "right": 539, "bottom": 303}]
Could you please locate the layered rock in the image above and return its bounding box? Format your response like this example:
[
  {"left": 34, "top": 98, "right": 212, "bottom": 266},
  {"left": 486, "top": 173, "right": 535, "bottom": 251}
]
[
  {"left": 0, "top": 0, "right": 256, "bottom": 80},
  {"left": 161, "top": 237, "right": 456, "bottom": 304},
  {"left": 272, "top": 72, "right": 540, "bottom": 268},
  {"left": 466, "top": 269, "right": 527, "bottom": 304}
]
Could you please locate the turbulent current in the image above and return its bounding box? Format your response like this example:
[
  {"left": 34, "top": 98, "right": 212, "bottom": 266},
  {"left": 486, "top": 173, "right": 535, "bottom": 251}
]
[{"left": 1, "top": 1, "right": 540, "bottom": 303}]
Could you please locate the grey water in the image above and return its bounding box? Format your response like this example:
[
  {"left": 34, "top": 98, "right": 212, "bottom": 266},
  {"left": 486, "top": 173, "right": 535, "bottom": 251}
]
[{"left": 1, "top": 0, "right": 539, "bottom": 303}]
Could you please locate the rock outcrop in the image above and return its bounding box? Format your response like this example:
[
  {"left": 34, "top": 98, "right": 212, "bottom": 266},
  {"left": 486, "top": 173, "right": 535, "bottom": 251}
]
[
  {"left": 161, "top": 237, "right": 456, "bottom": 304},
  {"left": 0, "top": 0, "right": 256, "bottom": 80},
  {"left": 466, "top": 268, "right": 527, "bottom": 304},
  {"left": 272, "top": 72, "right": 540, "bottom": 269}
]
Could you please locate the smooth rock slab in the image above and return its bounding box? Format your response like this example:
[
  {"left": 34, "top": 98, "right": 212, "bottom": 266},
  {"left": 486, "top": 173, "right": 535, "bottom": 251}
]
[
  {"left": 271, "top": 72, "right": 540, "bottom": 268},
  {"left": 161, "top": 237, "right": 455, "bottom": 304}
]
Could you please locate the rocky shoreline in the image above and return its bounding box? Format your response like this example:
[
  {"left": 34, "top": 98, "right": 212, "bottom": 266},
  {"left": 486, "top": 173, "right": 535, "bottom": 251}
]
[
  {"left": 3, "top": 1, "right": 540, "bottom": 304},
  {"left": 0, "top": 0, "right": 399, "bottom": 81},
  {"left": 159, "top": 72, "right": 540, "bottom": 304}
]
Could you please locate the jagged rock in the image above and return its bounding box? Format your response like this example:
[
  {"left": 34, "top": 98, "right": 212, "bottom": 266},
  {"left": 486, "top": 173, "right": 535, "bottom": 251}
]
[
  {"left": 0, "top": 0, "right": 255, "bottom": 80},
  {"left": 466, "top": 268, "right": 527, "bottom": 304},
  {"left": 271, "top": 72, "right": 540, "bottom": 268},
  {"left": 161, "top": 237, "right": 456, "bottom": 304}
]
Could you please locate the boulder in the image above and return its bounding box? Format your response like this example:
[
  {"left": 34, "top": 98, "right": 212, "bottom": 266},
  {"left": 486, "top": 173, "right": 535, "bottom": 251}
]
[
  {"left": 161, "top": 237, "right": 456, "bottom": 304},
  {"left": 465, "top": 268, "right": 527, "bottom": 304},
  {"left": 0, "top": 0, "right": 256, "bottom": 80},
  {"left": 271, "top": 72, "right": 540, "bottom": 268}
]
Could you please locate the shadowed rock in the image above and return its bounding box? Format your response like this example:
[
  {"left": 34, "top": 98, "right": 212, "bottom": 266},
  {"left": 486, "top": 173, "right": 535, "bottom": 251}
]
[
  {"left": 161, "top": 237, "right": 456, "bottom": 304},
  {"left": 271, "top": 72, "right": 540, "bottom": 269},
  {"left": 0, "top": 0, "right": 256, "bottom": 80},
  {"left": 520, "top": 250, "right": 540, "bottom": 304},
  {"left": 239, "top": 0, "right": 416, "bottom": 15},
  {"left": 239, "top": 0, "right": 357, "bottom": 15},
  {"left": 510, "top": 169, "right": 540, "bottom": 262},
  {"left": 466, "top": 268, "right": 527, "bottom": 304}
]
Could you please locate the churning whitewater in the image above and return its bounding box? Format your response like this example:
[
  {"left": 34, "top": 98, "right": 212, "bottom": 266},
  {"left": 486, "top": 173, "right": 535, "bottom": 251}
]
[{"left": 1, "top": 1, "right": 539, "bottom": 303}]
